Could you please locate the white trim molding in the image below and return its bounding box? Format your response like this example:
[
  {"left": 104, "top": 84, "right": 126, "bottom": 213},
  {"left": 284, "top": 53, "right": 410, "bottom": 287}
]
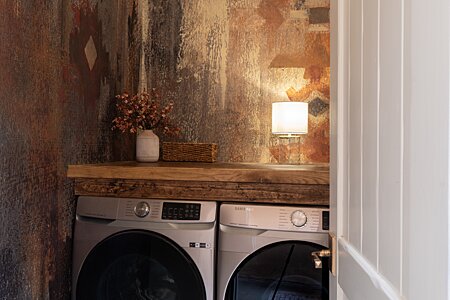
[{"left": 338, "top": 238, "right": 402, "bottom": 300}]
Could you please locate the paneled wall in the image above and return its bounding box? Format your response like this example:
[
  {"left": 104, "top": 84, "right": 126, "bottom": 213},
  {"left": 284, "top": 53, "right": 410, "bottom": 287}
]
[
  {"left": 139, "top": 0, "right": 331, "bottom": 164},
  {"left": 334, "top": 0, "right": 449, "bottom": 299},
  {"left": 0, "top": 1, "right": 134, "bottom": 298}
]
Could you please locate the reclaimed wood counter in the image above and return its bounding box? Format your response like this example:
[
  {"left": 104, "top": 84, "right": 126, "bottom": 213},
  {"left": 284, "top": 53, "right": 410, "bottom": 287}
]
[{"left": 67, "top": 161, "right": 329, "bottom": 206}]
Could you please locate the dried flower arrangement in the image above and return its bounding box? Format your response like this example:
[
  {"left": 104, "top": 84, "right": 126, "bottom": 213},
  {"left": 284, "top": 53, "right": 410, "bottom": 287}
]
[{"left": 112, "top": 89, "right": 180, "bottom": 135}]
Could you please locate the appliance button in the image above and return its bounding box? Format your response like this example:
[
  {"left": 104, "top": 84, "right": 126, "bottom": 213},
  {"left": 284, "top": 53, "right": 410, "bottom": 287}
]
[
  {"left": 291, "top": 210, "right": 307, "bottom": 227},
  {"left": 134, "top": 202, "right": 150, "bottom": 218}
]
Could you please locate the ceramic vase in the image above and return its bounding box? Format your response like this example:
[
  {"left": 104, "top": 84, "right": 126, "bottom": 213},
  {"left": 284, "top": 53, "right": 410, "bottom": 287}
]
[{"left": 136, "top": 130, "right": 159, "bottom": 162}]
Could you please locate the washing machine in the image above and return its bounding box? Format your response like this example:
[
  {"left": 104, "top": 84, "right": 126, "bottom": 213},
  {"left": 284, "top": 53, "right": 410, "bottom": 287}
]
[
  {"left": 72, "top": 196, "right": 217, "bottom": 300},
  {"left": 217, "top": 203, "right": 330, "bottom": 300}
]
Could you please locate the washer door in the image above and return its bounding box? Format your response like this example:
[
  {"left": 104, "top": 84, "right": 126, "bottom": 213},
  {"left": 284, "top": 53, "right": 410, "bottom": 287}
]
[
  {"left": 225, "top": 241, "right": 328, "bottom": 300},
  {"left": 76, "top": 230, "right": 206, "bottom": 300}
]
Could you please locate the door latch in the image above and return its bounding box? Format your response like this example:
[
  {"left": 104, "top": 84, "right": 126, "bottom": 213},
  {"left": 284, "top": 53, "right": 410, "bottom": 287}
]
[
  {"left": 311, "top": 233, "right": 336, "bottom": 276},
  {"left": 311, "top": 249, "right": 331, "bottom": 268}
]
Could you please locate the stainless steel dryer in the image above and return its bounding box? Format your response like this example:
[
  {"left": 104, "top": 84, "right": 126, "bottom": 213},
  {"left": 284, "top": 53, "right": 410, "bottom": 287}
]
[
  {"left": 72, "top": 196, "right": 217, "bottom": 300},
  {"left": 217, "top": 203, "right": 329, "bottom": 300}
]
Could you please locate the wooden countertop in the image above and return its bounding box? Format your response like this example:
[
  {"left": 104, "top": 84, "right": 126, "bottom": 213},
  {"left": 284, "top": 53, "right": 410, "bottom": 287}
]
[
  {"left": 68, "top": 161, "right": 329, "bottom": 206},
  {"left": 67, "top": 161, "right": 329, "bottom": 185}
]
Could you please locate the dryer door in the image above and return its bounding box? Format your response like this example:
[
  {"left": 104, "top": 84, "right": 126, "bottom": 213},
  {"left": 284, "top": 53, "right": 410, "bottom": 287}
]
[
  {"left": 76, "top": 230, "right": 206, "bottom": 300},
  {"left": 225, "top": 241, "right": 328, "bottom": 300}
]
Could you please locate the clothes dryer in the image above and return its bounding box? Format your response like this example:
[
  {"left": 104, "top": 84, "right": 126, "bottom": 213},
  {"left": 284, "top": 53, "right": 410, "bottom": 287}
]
[
  {"left": 72, "top": 196, "right": 216, "bottom": 300},
  {"left": 217, "top": 203, "right": 329, "bottom": 300}
]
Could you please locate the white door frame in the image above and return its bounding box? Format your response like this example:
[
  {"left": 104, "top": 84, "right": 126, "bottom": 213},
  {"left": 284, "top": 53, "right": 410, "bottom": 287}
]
[{"left": 329, "top": 0, "right": 348, "bottom": 298}]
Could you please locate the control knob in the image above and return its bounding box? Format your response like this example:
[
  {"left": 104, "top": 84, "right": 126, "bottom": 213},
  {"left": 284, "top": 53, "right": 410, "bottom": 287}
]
[
  {"left": 291, "top": 210, "right": 307, "bottom": 227},
  {"left": 134, "top": 202, "right": 150, "bottom": 218}
]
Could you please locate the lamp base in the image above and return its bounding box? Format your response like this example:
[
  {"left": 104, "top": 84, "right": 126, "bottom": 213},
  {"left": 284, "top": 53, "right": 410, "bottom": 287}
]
[{"left": 274, "top": 135, "right": 303, "bottom": 164}]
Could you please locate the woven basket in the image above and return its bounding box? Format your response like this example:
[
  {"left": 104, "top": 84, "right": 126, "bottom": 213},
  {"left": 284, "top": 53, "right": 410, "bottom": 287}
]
[{"left": 162, "top": 142, "right": 218, "bottom": 163}]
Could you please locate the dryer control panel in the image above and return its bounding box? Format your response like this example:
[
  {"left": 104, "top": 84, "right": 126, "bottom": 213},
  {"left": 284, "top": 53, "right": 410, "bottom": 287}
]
[{"left": 220, "top": 204, "right": 329, "bottom": 233}]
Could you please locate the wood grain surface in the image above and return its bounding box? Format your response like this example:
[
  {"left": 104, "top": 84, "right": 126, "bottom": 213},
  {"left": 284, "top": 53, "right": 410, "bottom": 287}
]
[
  {"left": 67, "top": 161, "right": 329, "bottom": 184},
  {"left": 68, "top": 161, "right": 329, "bottom": 205},
  {"left": 73, "top": 178, "right": 329, "bottom": 206}
]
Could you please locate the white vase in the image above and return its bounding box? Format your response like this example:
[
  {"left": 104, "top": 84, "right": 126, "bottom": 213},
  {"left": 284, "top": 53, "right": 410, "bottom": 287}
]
[{"left": 136, "top": 130, "right": 159, "bottom": 162}]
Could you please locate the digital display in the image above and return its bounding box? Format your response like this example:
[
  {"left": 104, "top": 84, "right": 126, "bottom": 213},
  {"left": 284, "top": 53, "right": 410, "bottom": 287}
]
[
  {"left": 322, "top": 211, "right": 329, "bottom": 230},
  {"left": 162, "top": 202, "right": 201, "bottom": 220}
]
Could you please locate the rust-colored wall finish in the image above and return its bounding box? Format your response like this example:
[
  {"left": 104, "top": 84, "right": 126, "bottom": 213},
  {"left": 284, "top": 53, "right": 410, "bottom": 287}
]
[
  {"left": 0, "top": 0, "right": 134, "bottom": 298},
  {"left": 0, "top": 0, "right": 328, "bottom": 297},
  {"left": 142, "top": 0, "right": 330, "bottom": 163}
]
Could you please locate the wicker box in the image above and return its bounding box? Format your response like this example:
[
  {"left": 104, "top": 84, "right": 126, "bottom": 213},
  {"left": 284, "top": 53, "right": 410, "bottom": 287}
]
[{"left": 162, "top": 142, "right": 218, "bottom": 163}]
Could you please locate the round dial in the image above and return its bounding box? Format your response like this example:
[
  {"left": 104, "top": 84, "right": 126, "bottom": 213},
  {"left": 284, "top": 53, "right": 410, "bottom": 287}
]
[
  {"left": 134, "top": 201, "right": 150, "bottom": 218},
  {"left": 291, "top": 210, "right": 307, "bottom": 227}
]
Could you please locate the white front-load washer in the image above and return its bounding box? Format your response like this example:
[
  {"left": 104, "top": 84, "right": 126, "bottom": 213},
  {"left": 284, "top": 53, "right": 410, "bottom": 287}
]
[
  {"left": 72, "top": 196, "right": 217, "bottom": 300},
  {"left": 217, "top": 203, "right": 329, "bottom": 300}
]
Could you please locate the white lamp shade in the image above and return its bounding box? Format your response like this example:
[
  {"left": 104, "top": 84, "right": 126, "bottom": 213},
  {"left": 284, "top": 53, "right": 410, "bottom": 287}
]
[{"left": 272, "top": 101, "right": 308, "bottom": 135}]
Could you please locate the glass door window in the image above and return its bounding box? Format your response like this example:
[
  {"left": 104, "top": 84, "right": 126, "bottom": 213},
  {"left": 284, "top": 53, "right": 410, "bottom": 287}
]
[
  {"left": 76, "top": 230, "right": 205, "bottom": 300},
  {"left": 225, "top": 241, "right": 328, "bottom": 300}
]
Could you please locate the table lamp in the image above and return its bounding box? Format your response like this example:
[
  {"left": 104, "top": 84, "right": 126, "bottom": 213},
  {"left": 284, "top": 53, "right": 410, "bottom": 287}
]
[{"left": 272, "top": 101, "right": 309, "bottom": 164}]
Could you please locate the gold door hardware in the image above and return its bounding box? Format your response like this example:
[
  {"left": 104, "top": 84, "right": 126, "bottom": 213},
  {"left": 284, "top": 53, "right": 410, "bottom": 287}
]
[
  {"left": 311, "top": 233, "right": 336, "bottom": 276},
  {"left": 311, "top": 249, "right": 331, "bottom": 268}
]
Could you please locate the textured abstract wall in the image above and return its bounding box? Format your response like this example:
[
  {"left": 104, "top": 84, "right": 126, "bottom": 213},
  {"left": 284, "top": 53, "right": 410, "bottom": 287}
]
[
  {"left": 141, "top": 0, "right": 330, "bottom": 163},
  {"left": 0, "top": 0, "right": 328, "bottom": 298},
  {"left": 0, "top": 0, "right": 135, "bottom": 298}
]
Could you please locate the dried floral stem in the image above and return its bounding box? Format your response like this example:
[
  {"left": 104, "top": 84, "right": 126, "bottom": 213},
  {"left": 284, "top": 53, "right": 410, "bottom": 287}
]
[{"left": 112, "top": 89, "right": 181, "bottom": 136}]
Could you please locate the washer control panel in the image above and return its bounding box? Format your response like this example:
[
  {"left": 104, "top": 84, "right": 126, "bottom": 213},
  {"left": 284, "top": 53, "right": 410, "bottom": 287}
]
[
  {"left": 77, "top": 197, "right": 216, "bottom": 223},
  {"left": 162, "top": 202, "right": 201, "bottom": 220}
]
